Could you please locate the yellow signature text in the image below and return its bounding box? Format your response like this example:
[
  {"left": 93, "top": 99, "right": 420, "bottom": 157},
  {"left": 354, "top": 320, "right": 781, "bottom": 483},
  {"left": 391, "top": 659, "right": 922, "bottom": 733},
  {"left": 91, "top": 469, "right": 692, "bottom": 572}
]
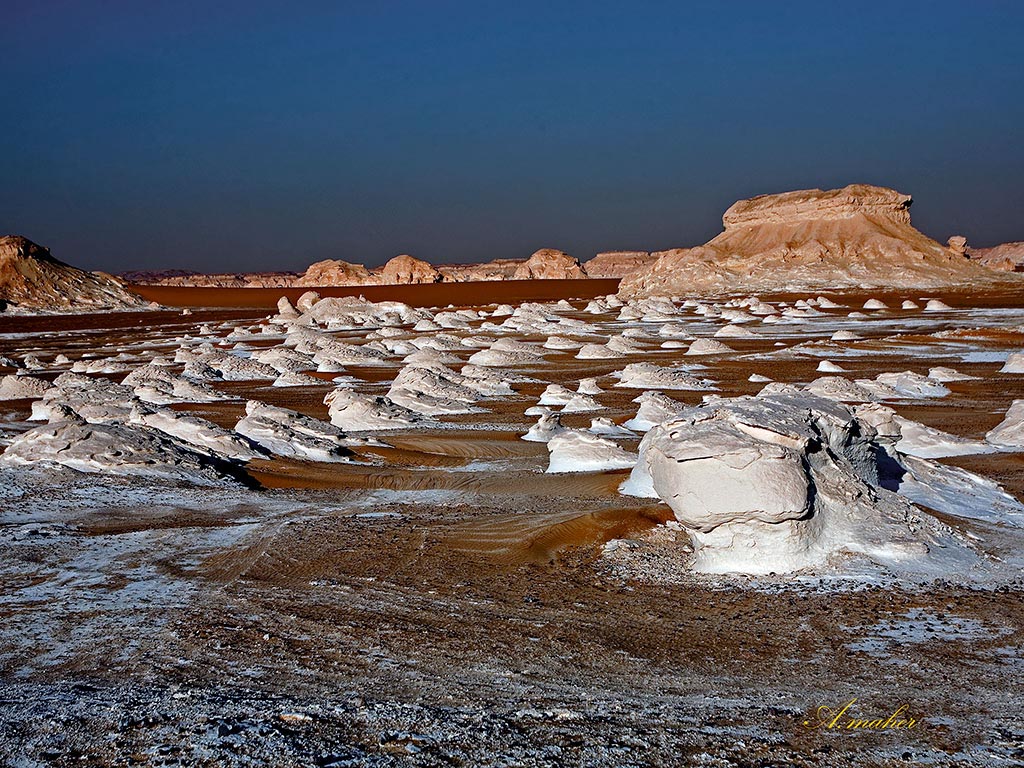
[{"left": 803, "top": 698, "right": 918, "bottom": 730}]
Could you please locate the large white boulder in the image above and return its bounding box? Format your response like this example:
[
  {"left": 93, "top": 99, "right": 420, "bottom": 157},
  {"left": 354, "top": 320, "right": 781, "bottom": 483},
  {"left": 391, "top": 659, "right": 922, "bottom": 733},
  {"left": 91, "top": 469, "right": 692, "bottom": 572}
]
[{"left": 622, "top": 393, "right": 965, "bottom": 575}]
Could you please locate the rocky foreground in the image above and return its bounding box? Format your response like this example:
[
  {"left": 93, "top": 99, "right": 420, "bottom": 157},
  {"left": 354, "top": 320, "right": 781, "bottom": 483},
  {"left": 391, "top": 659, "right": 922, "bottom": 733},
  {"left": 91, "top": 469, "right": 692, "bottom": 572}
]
[{"left": 2, "top": 285, "right": 1024, "bottom": 765}]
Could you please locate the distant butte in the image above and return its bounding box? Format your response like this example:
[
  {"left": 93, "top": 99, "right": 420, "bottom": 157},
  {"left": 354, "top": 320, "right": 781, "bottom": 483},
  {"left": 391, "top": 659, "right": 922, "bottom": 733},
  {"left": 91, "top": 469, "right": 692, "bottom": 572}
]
[{"left": 619, "top": 184, "right": 1019, "bottom": 297}]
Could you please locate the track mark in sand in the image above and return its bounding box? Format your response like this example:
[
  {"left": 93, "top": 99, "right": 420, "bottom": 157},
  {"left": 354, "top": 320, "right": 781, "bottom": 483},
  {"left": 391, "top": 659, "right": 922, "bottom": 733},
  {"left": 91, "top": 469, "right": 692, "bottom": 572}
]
[
  {"left": 382, "top": 432, "right": 548, "bottom": 460},
  {"left": 443, "top": 505, "right": 674, "bottom": 566}
]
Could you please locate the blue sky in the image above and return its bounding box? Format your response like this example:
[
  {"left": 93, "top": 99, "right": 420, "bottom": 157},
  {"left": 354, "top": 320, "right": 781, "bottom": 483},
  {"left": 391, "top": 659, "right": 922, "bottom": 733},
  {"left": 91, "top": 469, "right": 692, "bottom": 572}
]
[{"left": 2, "top": 1, "right": 1022, "bottom": 272}]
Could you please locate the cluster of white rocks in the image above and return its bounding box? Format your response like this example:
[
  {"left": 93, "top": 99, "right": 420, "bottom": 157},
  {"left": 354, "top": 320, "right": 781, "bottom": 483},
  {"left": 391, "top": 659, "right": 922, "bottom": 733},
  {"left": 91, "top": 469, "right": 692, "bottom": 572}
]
[{"left": 3, "top": 286, "right": 1024, "bottom": 583}]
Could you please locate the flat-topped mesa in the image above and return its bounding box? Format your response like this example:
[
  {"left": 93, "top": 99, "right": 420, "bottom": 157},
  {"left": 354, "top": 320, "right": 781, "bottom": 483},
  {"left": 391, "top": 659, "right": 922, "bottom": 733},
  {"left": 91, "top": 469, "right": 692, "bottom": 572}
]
[
  {"left": 513, "top": 249, "right": 588, "bottom": 280},
  {"left": 721, "top": 184, "right": 913, "bottom": 228},
  {"left": 0, "top": 235, "right": 145, "bottom": 311},
  {"left": 620, "top": 184, "right": 1018, "bottom": 297}
]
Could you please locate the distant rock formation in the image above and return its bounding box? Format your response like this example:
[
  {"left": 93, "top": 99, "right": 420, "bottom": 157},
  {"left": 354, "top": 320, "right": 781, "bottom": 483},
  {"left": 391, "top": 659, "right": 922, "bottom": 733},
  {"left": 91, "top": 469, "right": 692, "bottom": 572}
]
[
  {"left": 118, "top": 269, "right": 199, "bottom": 283},
  {"left": 0, "top": 235, "right": 145, "bottom": 311},
  {"left": 134, "top": 272, "right": 298, "bottom": 288},
  {"left": 378, "top": 254, "right": 443, "bottom": 284},
  {"left": 288, "top": 250, "right": 586, "bottom": 286},
  {"left": 437, "top": 259, "right": 522, "bottom": 282},
  {"left": 294, "top": 260, "right": 372, "bottom": 287},
  {"left": 619, "top": 184, "right": 1015, "bottom": 297},
  {"left": 968, "top": 241, "right": 1024, "bottom": 272},
  {"left": 584, "top": 251, "right": 658, "bottom": 278},
  {"left": 513, "top": 249, "right": 588, "bottom": 280}
]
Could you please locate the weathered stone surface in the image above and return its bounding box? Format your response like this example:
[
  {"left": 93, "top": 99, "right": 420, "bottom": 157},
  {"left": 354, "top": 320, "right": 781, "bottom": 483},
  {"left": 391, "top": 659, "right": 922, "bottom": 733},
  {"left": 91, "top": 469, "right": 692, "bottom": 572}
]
[
  {"left": 621, "top": 392, "right": 958, "bottom": 574},
  {"left": 968, "top": 241, "right": 1024, "bottom": 272},
  {"left": 293, "top": 259, "right": 373, "bottom": 287},
  {"left": 513, "top": 249, "right": 588, "bottom": 280},
  {"left": 584, "top": 251, "right": 658, "bottom": 278},
  {"left": 378, "top": 254, "right": 443, "bottom": 284},
  {"left": 620, "top": 185, "right": 1015, "bottom": 297},
  {"left": 0, "top": 235, "right": 145, "bottom": 311}
]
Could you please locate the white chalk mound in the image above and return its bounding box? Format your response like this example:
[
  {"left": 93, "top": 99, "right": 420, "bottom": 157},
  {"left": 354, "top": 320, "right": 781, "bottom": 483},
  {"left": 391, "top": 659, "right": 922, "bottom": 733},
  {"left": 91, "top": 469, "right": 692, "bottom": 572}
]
[
  {"left": 325, "top": 389, "right": 427, "bottom": 431},
  {"left": 1001, "top": 352, "right": 1024, "bottom": 374},
  {"left": 546, "top": 430, "right": 637, "bottom": 474},
  {"left": 622, "top": 393, "right": 979, "bottom": 575},
  {"left": 1, "top": 410, "right": 245, "bottom": 485},
  {"left": 986, "top": 400, "right": 1024, "bottom": 450},
  {"left": 613, "top": 363, "right": 715, "bottom": 391},
  {"left": 235, "top": 400, "right": 361, "bottom": 462}
]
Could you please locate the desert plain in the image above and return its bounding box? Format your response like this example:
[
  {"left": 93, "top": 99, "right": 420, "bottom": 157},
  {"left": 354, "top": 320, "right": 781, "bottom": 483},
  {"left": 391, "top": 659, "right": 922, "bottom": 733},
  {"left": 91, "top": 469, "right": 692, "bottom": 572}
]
[{"left": 1, "top": 186, "right": 1023, "bottom": 767}]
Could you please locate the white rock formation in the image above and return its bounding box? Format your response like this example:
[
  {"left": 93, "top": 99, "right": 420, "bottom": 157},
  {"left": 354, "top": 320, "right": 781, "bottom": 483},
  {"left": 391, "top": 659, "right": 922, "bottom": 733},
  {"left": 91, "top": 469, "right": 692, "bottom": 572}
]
[
  {"left": 325, "top": 390, "right": 427, "bottom": 431},
  {"left": 685, "top": 339, "right": 734, "bottom": 355},
  {"left": 235, "top": 400, "right": 361, "bottom": 462},
  {"left": 613, "top": 363, "right": 715, "bottom": 391},
  {"left": 129, "top": 405, "right": 265, "bottom": 461},
  {"left": 588, "top": 417, "right": 637, "bottom": 438},
  {"left": 522, "top": 411, "right": 565, "bottom": 443},
  {"left": 927, "top": 366, "right": 977, "bottom": 382},
  {"left": 986, "top": 400, "right": 1024, "bottom": 450},
  {"left": 854, "top": 404, "right": 994, "bottom": 458},
  {"left": 621, "top": 392, "right": 974, "bottom": 575},
  {"left": 623, "top": 391, "right": 688, "bottom": 432},
  {"left": 545, "top": 430, "right": 637, "bottom": 473},
  {"left": 1000, "top": 352, "right": 1024, "bottom": 373},
  {"left": 0, "top": 374, "right": 49, "bottom": 401},
  {"left": 1, "top": 410, "right": 244, "bottom": 484}
]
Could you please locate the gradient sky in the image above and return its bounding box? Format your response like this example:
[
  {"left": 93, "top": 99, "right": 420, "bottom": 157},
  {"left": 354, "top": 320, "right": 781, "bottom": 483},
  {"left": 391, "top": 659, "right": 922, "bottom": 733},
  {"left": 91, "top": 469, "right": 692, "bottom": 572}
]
[{"left": 2, "top": 1, "right": 1023, "bottom": 273}]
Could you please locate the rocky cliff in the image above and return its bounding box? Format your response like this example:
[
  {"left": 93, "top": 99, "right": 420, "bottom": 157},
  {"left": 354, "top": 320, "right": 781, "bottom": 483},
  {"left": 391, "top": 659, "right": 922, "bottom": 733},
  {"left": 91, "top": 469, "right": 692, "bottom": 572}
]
[
  {"left": 0, "top": 235, "right": 146, "bottom": 311},
  {"left": 619, "top": 184, "right": 1013, "bottom": 297}
]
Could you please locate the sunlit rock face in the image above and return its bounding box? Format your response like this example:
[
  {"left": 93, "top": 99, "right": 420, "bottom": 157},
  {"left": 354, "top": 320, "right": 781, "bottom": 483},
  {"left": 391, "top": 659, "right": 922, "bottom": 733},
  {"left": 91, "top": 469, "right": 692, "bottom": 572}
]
[
  {"left": 294, "top": 259, "right": 374, "bottom": 287},
  {"left": 0, "top": 235, "right": 145, "bottom": 311},
  {"left": 0, "top": 409, "right": 247, "bottom": 485},
  {"left": 968, "top": 241, "right": 1024, "bottom": 272},
  {"left": 619, "top": 184, "right": 1015, "bottom": 297},
  {"left": 583, "top": 251, "right": 658, "bottom": 278},
  {"left": 622, "top": 392, "right": 950, "bottom": 575},
  {"left": 512, "top": 249, "right": 588, "bottom": 280},
  {"left": 378, "top": 254, "right": 443, "bottom": 284}
]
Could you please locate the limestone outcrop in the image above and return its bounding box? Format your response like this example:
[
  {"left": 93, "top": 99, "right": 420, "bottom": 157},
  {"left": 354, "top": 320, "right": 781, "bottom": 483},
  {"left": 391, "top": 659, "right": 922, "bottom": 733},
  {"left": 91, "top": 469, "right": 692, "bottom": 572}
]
[
  {"left": 619, "top": 185, "right": 1014, "bottom": 297},
  {"left": 513, "top": 249, "right": 588, "bottom": 280},
  {"left": 968, "top": 241, "right": 1024, "bottom": 272},
  {"left": 621, "top": 392, "right": 972, "bottom": 574},
  {"left": 584, "top": 251, "right": 658, "bottom": 278},
  {"left": 0, "top": 235, "right": 145, "bottom": 311},
  {"left": 293, "top": 259, "right": 373, "bottom": 287},
  {"left": 378, "top": 254, "right": 443, "bottom": 284}
]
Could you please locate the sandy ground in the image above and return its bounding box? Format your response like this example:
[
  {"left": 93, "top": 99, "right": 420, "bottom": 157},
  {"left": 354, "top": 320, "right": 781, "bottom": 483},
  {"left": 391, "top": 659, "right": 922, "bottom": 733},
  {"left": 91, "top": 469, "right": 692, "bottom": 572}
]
[{"left": 0, "top": 285, "right": 1023, "bottom": 766}]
